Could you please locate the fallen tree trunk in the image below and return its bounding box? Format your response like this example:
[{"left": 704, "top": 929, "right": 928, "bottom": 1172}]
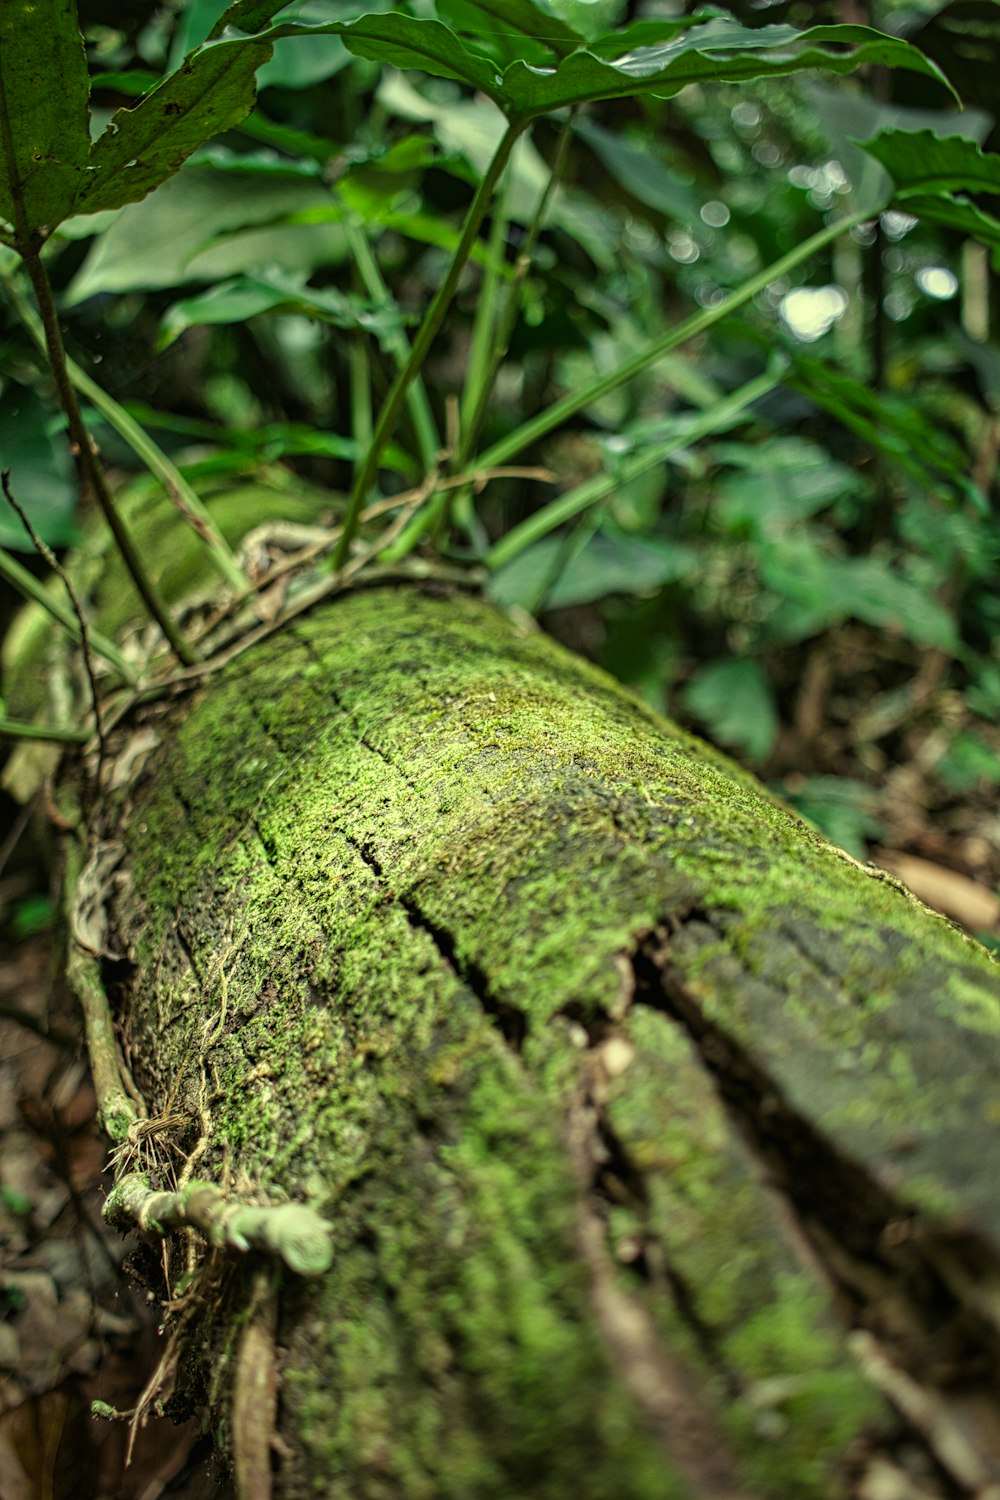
[{"left": 88, "top": 582, "right": 1000, "bottom": 1499}]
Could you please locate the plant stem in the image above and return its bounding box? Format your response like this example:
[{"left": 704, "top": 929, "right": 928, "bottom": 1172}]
[
  {"left": 460, "top": 171, "right": 512, "bottom": 447},
  {"left": 333, "top": 119, "right": 527, "bottom": 570},
  {"left": 16, "top": 243, "right": 196, "bottom": 665},
  {"left": 346, "top": 219, "right": 439, "bottom": 474},
  {"left": 476, "top": 210, "right": 869, "bottom": 475},
  {"left": 487, "top": 365, "right": 783, "bottom": 570},
  {"left": 3, "top": 271, "right": 249, "bottom": 592},
  {"left": 0, "top": 715, "right": 89, "bottom": 743},
  {"left": 459, "top": 108, "right": 576, "bottom": 473}
]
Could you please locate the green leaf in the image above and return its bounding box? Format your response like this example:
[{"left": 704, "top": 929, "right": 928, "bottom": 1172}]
[
  {"left": 856, "top": 129, "right": 1000, "bottom": 255},
  {"left": 497, "top": 21, "right": 958, "bottom": 117},
  {"left": 784, "top": 777, "right": 883, "bottom": 859},
  {"left": 936, "top": 733, "right": 1000, "bottom": 794},
  {"left": 73, "top": 0, "right": 288, "bottom": 216},
  {"left": 0, "top": 385, "right": 76, "bottom": 550},
  {"left": 681, "top": 658, "right": 778, "bottom": 763},
  {"left": 489, "top": 531, "right": 698, "bottom": 610},
  {"left": 715, "top": 438, "right": 860, "bottom": 537},
  {"left": 892, "top": 193, "right": 1000, "bottom": 259},
  {"left": 160, "top": 271, "right": 403, "bottom": 348},
  {"left": 65, "top": 166, "right": 348, "bottom": 303},
  {"left": 199, "top": 13, "right": 952, "bottom": 121},
  {"left": 0, "top": 0, "right": 91, "bottom": 236},
  {"left": 573, "top": 117, "right": 701, "bottom": 226},
  {"left": 759, "top": 543, "right": 960, "bottom": 651},
  {"left": 437, "top": 0, "right": 582, "bottom": 62},
  {"left": 860, "top": 127, "right": 1000, "bottom": 200},
  {"left": 285, "top": 14, "right": 500, "bottom": 94}
]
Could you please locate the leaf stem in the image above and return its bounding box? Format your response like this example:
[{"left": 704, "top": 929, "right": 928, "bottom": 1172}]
[
  {"left": 476, "top": 210, "right": 870, "bottom": 474},
  {"left": 333, "top": 118, "right": 527, "bottom": 569}
]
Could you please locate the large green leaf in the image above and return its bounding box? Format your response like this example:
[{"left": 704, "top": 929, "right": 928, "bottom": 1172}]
[
  {"left": 497, "top": 22, "right": 957, "bottom": 116},
  {"left": 858, "top": 128, "right": 1000, "bottom": 257},
  {"left": 860, "top": 127, "right": 1000, "bottom": 199},
  {"left": 437, "top": 0, "right": 582, "bottom": 62},
  {"left": 0, "top": 384, "right": 76, "bottom": 549},
  {"left": 65, "top": 166, "right": 348, "bottom": 304},
  {"left": 490, "top": 531, "right": 699, "bottom": 610},
  {"left": 306, "top": 13, "right": 501, "bottom": 93},
  {"left": 73, "top": 0, "right": 286, "bottom": 216},
  {"left": 0, "top": 0, "right": 91, "bottom": 237},
  {"left": 573, "top": 117, "right": 701, "bottom": 226},
  {"left": 759, "top": 542, "right": 960, "bottom": 651},
  {"left": 197, "top": 14, "right": 955, "bottom": 122},
  {"left": 899, "top": 193, "right": 1000, "bottom": 259}
]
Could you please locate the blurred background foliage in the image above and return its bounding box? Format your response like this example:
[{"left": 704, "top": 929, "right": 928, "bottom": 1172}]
[{"left": 1, "top": 0, "right": 999, "bottom": 930}]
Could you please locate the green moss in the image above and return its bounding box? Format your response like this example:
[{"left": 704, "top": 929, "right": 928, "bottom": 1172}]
[{"left": 103, "top": 586, "right": 1000, "bottom": 1497}]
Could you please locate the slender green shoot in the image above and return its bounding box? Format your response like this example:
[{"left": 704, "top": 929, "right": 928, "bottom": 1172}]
[
  {"left": 487, "top": 365, "right": 784, "bottom": 571},
  {"left": 344, "top": 219, "right": 439, "bottom": 475},
  {"left": 476, "top": 211, "right": 870, "bottom": 476},
  {"left": 333, "top": 119, "right": 528, "bottom": 570},
  {"left": 0, "top": 715, "right": 89, "bottom": 743},
  {"left": 0, "top": 544, "right": 138, "bottom": 682},
  {"left": 2, "top": 272, "right": 249, "bottom": 594},
  {"left": 349, "top": 331, "right": 373, "bottom": 489},
  {"left": 460, "top": 169, "right": 512, "bottom": 446},
  {"left": 459, "top": 108, "right": 577, "bottom": 473}
]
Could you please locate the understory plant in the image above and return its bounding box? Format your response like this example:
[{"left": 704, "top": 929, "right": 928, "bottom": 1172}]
[{"left": 0, "top": 0, "right": 998, "bottom": 839}]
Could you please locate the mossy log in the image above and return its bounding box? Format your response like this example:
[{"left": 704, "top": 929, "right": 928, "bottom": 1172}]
[{"left": 91, "top": 584, "right": 1000, "bottom": 1500}]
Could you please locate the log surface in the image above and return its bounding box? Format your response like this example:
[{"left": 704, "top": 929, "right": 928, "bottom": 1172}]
[{"left": 101, "top": 585, "right": 1000, "bottom": 1499}]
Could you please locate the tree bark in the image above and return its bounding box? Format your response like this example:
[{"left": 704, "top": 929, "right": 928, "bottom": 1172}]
[{"left": 92, "top": 583, "right": 1000, "bottom": 1500}]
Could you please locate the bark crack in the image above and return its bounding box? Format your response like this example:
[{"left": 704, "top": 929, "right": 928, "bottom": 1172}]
[
  {"left": 567, "top": 1058, "right": 753, "bottom": 1500},
  {"left": 630, "top": 922, "right": 1000, "bottom": 1495}
]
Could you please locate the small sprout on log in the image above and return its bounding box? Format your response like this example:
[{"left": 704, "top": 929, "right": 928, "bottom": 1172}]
[
  {"left": 90, "top": 1400, "right": 136, "bottom": 1422},
  {"left": 104, "top": 1172, "right": 334, "bottom": 1277}
]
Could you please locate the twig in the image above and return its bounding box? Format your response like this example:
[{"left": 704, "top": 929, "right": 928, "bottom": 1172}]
[
  {"left": 104, "top": 1172, "right": 334, "bottom": 1277},
  {"left": 188, "top": 464, "right": 552, "bottom": 647},
  {"left": 63, "top": 837, "right": 142, "bottom": 1143},
  {"left": 2, "top": 470, "right": 107, "bottom": 772}
]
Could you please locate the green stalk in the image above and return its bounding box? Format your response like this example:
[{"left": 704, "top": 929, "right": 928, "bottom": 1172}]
[
  {"left": 333, "top": 119, "right": 528, "bottom": 570},
  {"left": 460, "top": 170, "right": 512, "bottom": 444},
  {"left": 0, "top": 544, "right": 137, "bottom": 682},
  {"left": 0, "top": 715, "right": 89, "bottom": 744},
  {"left": 459, "top": 108, "right": 576, "bottom": 473},
  {"left": 476, "top": 211, "right": 869, "bottom": 475},
  {"left": 346, "top": 219, "right": 439, "bottom": 474},
  {"left": 349, "top": 327, "right": 373, "bottom": 486},
  {"left": 3, "top": 273, "right": 249, "bottom": 593},
  {"left": 487, "top": 366, "right": 783, "bottom": 570}
]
